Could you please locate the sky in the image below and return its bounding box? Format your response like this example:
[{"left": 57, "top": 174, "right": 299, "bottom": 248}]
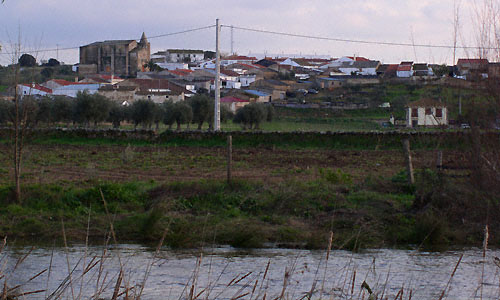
[{"left": 0, "top": 0, "right": 490, "bottom": 66}]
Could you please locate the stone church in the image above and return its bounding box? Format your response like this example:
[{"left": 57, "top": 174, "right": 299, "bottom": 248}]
[{"left": 79, "top": 33, "right": 150, "bottom": 77}]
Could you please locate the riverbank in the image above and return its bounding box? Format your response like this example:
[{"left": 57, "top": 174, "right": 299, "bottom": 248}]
[{"left": 0, "top": 175, "right": 495, "bottom": 250}]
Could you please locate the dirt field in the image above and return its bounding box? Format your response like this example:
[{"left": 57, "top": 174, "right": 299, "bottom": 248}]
[{"left": 0, "top": 143, "right": 469, "bottom": 186}]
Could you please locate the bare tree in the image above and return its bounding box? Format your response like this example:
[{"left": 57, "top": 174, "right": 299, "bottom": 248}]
[{"left": 5, "top": 31, "right": 40, "bottom": 204}]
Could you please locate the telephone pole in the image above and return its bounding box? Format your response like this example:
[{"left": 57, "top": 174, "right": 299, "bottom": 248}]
[
  {"left": 214, "top": 18, "right": 221, "bottom": 131},
  {"left": 231, "top": 25, "right": 234, "bottom": 55}
]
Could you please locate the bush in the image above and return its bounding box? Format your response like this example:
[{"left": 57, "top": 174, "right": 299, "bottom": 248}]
[{"left": 318, "top": 168, "right": 353, "bottom": 185}]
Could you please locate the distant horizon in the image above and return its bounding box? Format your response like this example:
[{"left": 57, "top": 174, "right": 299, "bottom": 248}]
[{"left": 1, "top": 0, "right": 498, "bottom": 66}]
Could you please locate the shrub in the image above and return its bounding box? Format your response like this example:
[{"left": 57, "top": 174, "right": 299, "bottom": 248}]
[{"left": 318, "top": 168, "right": 353, "bottom": 185}]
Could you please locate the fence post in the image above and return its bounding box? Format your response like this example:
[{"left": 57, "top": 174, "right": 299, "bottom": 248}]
[
  {"left": 436, "top": 150, "right": 443, "bottom": 170},
  {"left": 227, "top": 135, "right": 232, "bottom": 184},
  {"left": 403, "top": 138, "right": 415, "bottom": 185}
]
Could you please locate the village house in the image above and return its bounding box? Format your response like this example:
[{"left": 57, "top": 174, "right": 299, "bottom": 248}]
[
  {"left": 376, "top": 64, "right": 398, "bottom": 78},
  {"left": 397, "top": 62, "right": 413, "bottom": 78},
  {"left": 162, "top": 49, "right": 205, "bottom": 63},
  {"left": 457, "top": 58, "right": 489, "bottom": 80},
  {"left": 79, "top": 33, "right": 150, "bottom": 77},
  {"left": 249, "top": 79, "right": 289, "bottom": 101},
  {"left": 79, "top": 74, "right": 124, "bottom": 85},
  {"left": 221, "top": 55, "right": 258, "bottom": 66},
  {"left": 488, "top": 62, "right": 500, "bottom": 79},
  {"left": 17, "top": 83, "right": 52, "bottom": 98},
  {"left": 316, "top": 77, "right": 345, "bottom": 90},
  {"left": 220, "top": 96, "right": 250, "bottom": 112},
  {"left": 98, "top": 78, "right": 191, "bottom": 104},
  {"left": 40, "top": 79, "right": 102, "bottom": 97},
  {"left": 242, "top": 89, "right": 272, "bottom": 103},
  {"left": 406, "top": 98, "right": 448, "bottom": 128},
  {"left": 412, "top": 63, "right": 434, "bottom": 77},
  {"left": 337, "top": 60, "right": 380, "bottom": 76}
]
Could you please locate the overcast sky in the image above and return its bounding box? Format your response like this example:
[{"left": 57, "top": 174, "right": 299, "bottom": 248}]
[{"left": 0, "top": 0, "right": 486, "bottom": 65}]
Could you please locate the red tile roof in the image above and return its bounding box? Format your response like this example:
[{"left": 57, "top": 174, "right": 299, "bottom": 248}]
[
  {"left": 457, "top": 58, "right": 489, "bottom": 65},
  {"left": 347, "top": 56, "right": 370, "bottom": 62},
  {"left": 21, "top": 84, "right": 52, "bottom": 93},
  {"left": 221, "top": 69, "right": 240, "bottom": 77},
  {"left": 224, "top": 55, "right": 257, "bottom": 61},
  {"left": 119, "top": 79, "right": 190, "bottom": 95},
  {"left": 397, "top": 65, "right": 412, "bottom": 71},
  {"left": 407, "top": 98, "right": 446, "bottom": 108},
  {"left": 168, "top": 69, "right": 193, "bottom": 76},
  {"left": 49, "top": 79, "right": 90, "bottom": 86},
  {"left": 221, "top": 96, "right": 249, "bottom": 103}
]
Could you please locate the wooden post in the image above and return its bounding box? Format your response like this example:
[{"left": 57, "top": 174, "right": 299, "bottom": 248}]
[
  {"left": 436, "top": 150, "right": 443, "bottom": 170},
  {"left": 402, "top": 138, "right": 415, "bottom": 185},
  {"left": 227, "top": 135, "right": 232, "bottom": 184}
]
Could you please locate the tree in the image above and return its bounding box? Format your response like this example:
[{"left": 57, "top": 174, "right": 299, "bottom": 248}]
[
  {"left": 130, "top": 99, "right": 156, "bottom": 129},
  {"left": 36, "top": 96, "right": 54, "bottom": 125},
  {"left": 52, "top": 96, "right": 74, "bottom": 127},
  {"left": 18, "top": 53, "right": 36, "bottom": 67},
  {"left": 162, "top": 101, "right": 193, "bottom": 130},
  {"left": 233, "top": 103, "right": 267, "bottom": 130},
  {"left": 173, "top": 102, "right": 193, "bottom": 130},
  {"left": 189, "top": 94, "right": 212, "bottom": 130},
  {"left": 74, "top": 92, "right": 111, "bottom": 127},
  {"left": 0, "top": 100, "right": 13, "bottom": 125},
  {"left": 432, "top": 64, "right": 449, "bottom": 77},
  {"left": 152, "top": 103, "right": 165, "bottom": 131},
  {"left": 47, "top": 58, "right": 60, "bottom": 66},
  {"left": 108, "top": 101, "right": 127, "bottom": 129},
  {"left": 41, "top": 67, "right": 54, "bottom": 79},
  {"left": 162, "top": 101, "right": 176, "bottom": 130},
  {"left": 143, "top": 60, "right": 163, "bottom": 72}
]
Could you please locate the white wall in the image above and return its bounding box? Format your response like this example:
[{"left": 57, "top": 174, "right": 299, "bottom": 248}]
[{"left": 52, "top": 84, "right": 101, "bottom": 98}]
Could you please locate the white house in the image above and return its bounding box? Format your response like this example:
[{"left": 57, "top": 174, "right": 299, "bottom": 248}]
[
  {"left": 397, "top": 62, "right": 414, "bottom": 78},
  {"left": 164, "top": 49, "right": 205, "bottom": 63},
  {"left": 17, "top": 84, "right": 52, "bottom": 98},
  {"left": 156, "top": 62, "right": 189, "bottom": 71},
  {"left": 239, "top": 74, "right": 257, "bottom": 87},
  {"left": 221, "top": 55, "right": 257, "bottom": 66},
  {"left": 52, "top": 83, "right": 101, "bottom": 98},
  {"left": 406, "top": 98, "right": 448, "bottom": 128}
]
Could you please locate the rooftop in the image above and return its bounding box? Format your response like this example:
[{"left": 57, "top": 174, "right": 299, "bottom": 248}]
[{"left": 407, "top": 98, "right": 446, "bottom": 108}]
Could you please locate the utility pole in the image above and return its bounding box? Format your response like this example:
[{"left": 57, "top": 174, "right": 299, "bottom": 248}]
[
  {"left": 214, "top": 18, "right": 221, "bottom": 131},
  {"left": 231, "top": 25, "right": 234, "bottom": 55}
]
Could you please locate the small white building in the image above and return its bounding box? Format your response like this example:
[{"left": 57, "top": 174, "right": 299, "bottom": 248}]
[
  {"left": 406, "top": 98, "right": 448, "bottom": 128},
  {"left": 239, "top": 74, "right": 257, "bottom": 87},
  {"left": 17, "top": 84, "right": 52, "bottom": 98},
  {"left": 397, "top": 62, "right": 414, "bottom": 78},
  {"left": 52, "top": 83, "right": 101, "bottom": 98},
  {"left": 165, "top": 49, "right": 205, "bottom": 63}
]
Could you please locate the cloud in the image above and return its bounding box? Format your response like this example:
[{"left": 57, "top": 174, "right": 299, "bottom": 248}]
[{"left": 0, "top": 0, "right": 482, "bottom": 65}]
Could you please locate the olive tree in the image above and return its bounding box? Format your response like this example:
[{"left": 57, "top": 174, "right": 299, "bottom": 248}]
[
  {"left": 52, "top": 96, "right": 74, "bottom": 127},
  {"left": 108, "top": 101, "right": 127, "bottom": 129},
  {"left": 74, "top": 92, "right": 111, "bottom": 127},
  {"left": 233, "top": 102, "right": 267, "bottom": 130},
  {"left": 130, "top": 99, "right": 156, "bottom": 129},
  {"left": 189, "top": 94, "right": 212, "bottom": 130}
]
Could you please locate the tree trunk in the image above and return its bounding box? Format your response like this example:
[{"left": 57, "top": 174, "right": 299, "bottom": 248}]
[{"left": 176, "top": 122, "right": 181, "bottom": 131}]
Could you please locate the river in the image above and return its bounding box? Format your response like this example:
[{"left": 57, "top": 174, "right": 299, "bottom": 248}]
[{"left": 2, "top": 245, "right": 500, "bottom": 299}]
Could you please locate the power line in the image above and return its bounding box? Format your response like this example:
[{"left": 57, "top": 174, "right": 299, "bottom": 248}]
[
  {"left": 0, "top": 25, "right": 216, "bottom": 56},
  {"left": 223, "top": 24, "right": 499, "bottom": 50}
]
